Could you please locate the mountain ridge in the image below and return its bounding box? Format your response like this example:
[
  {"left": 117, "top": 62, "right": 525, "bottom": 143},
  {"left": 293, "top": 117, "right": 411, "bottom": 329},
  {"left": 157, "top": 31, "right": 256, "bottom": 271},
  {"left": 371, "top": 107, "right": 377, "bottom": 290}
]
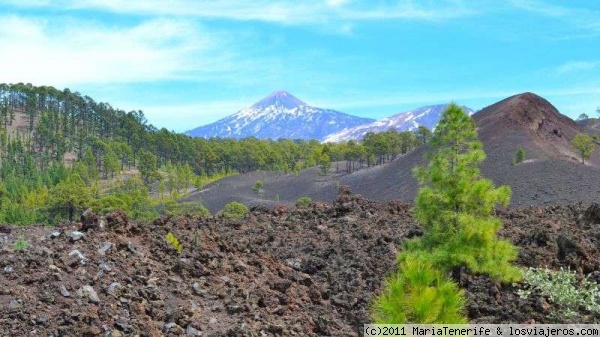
[
  {"left": 185, "top": 90, "right": 375, "bottom": 141},
  {"left": 323, "top": 103, "right": 475, "bottom": 142}
]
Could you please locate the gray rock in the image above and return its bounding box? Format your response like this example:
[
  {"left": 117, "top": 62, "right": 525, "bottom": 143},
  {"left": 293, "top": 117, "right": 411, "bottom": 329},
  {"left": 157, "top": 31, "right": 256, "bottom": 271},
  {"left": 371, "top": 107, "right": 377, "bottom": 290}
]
[
  {"left": 69, "top": 231, "right": 85, "bottom": 242},
  {"left": 98, "top": 242, "right": 112, "bottom": 255},
  {"left": 126, "top": 241, "right": 136, "bottom": 252},
  {"left": 81, "top": 285, "right": 100, "bottom": 303},
  {"left": 192, "top": 282, "right": 205, "bottom": 295},
  {"left": 99, "top": 262, "right": 112, "bottom": 272},
  {"left": 68, "top": 250, "right": 86, "bottom": 264},
  {"left": 164, "top": 322, "right": 178, "bottom": 332},
  {"left": 107, "top": 282, "right": 121, "bottom": 296},
  {"left": 49, "top": 231, "right": 61, "bottom": 239},
  {"left": 285, "top": 258, "right": 302, "bottom": 271},
  {"left": 3, "top": 266, "right": 12, "bottom": 274},
  {"left": 186, "top": 325, "right": 203, "bottom": 336},
  {"left": 108, "top": 330, "right": 123, "bottom": 337},
  {"left": 59, "top": 285, "right": 70, "bottom": 297}
]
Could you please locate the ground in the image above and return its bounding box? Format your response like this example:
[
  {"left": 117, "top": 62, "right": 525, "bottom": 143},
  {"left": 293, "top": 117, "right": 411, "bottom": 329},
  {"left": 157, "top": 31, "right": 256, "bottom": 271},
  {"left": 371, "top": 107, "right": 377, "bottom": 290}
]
[{"left": 2, "top": 189, "right": 600, "bottom": 336}]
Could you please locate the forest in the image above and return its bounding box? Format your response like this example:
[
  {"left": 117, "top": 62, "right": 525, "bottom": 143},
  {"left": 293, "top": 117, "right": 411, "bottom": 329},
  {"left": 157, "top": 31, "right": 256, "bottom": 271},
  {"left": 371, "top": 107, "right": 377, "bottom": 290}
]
[{"left": 0, "top": 83, "right": 431, "bottom": 225}]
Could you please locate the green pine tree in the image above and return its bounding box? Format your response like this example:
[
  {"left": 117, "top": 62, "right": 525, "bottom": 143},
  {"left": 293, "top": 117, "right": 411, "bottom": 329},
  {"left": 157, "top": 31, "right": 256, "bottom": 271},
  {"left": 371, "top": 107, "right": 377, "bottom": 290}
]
[
  {"left": 372, "top": 104, "right": 520, "bottom": 324},
  {"left": 410, "top": 103, "right": 520, "bottom": 282}
]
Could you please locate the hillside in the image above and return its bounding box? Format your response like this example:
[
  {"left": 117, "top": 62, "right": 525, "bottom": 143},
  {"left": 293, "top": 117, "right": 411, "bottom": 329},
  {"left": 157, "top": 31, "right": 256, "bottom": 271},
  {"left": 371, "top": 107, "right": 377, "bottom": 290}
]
[
  {"left": 185, "top": 91, "right": 375, "bottom": 141},
  {"left": 323, "top": 104, "right": 474, "bottom": 143},
  {"left": 191, "top": 92, "right": 600, "bottom": 212}
]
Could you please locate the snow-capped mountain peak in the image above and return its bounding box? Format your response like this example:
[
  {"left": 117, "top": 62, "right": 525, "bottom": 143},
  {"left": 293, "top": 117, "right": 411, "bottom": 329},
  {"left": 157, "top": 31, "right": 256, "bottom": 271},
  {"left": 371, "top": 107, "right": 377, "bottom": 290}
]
[
  {"left": 252, "top": 90, "right": 306, "bottom": 110},
  {"left": 186, "top": 91, "right": 376, "bottom": 140},
  {"left": 323, "top": 104, "right": 474, "bottom": 143}
]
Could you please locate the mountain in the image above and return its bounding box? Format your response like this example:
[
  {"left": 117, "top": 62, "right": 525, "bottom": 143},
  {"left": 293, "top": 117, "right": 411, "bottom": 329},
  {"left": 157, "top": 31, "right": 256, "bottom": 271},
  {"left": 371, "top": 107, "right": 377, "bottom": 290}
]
[
  {"left": 323, "top": 104, "right": 474, "bottom": 142},
  {"left": 191, "top": 92, "right": 600, "bottom": 212},
  {"left": 186, "top": 90, "right": 376, "bottom": 141}
]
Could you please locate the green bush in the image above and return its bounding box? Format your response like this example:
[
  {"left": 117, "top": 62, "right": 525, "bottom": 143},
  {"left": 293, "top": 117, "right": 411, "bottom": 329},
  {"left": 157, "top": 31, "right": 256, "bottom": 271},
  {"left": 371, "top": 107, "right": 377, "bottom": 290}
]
[
  {"left": 372, "top": 252, "right": 466, "bottom": 324},
  {"left": 222, "top": 201, "right": 249, "bottom": 219},
  {"left": 165, "top": 232, "right": 182, "bottom": 253},
  {"left": 518, "top": 267, "right": 600, "bottom": 320},
  {"left": 178, "top": 202, "right": 211, "bottom": 217},
  {"left": 515, "top": 147, "right": 525, "bottom": 164},
  {"left": 13, "top": 236, "right": 29, "bottom": 251},
  {"left": 252, "top": 180, "right": 264, "bottom": 193},
  {"left": 296, "top": 197, "right": 312, "bottom": 208}
]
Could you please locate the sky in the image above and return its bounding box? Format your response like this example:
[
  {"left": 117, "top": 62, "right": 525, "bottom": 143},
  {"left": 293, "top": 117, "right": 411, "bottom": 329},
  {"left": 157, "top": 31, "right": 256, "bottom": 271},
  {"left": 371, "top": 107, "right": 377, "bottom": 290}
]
[{"left": 0, "top": 0, "right": 599, "bottom": 132}]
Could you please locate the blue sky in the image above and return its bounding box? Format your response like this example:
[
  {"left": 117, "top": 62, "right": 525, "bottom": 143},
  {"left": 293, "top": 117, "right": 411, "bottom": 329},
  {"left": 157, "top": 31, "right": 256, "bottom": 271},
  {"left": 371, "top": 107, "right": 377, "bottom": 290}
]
[{"left": 0, "top": 0, "right": 599, "bottom": 132}]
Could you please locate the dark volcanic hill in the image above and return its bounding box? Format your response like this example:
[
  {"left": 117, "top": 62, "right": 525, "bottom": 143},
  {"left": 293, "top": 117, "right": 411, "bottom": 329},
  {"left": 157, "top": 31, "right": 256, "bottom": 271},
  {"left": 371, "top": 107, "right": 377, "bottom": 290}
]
[
  {"left": 189, "top": 92, "right": 600, "bottom": 213},
  {"left": 185, "top": 91, "right": 375, "bottom": 141}
]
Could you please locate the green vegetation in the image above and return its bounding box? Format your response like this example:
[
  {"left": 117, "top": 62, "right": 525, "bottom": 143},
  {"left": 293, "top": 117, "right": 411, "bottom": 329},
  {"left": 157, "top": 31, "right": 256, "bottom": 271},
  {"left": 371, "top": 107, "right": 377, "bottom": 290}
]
[
  {"left": 13, "top": 236, "right": 29, "bottom": 251},
  {"left": 518, "top": 267, "right": 600, "bottom": 320},
  {"left": 372, "top": 103, "right": 519, "bottom": 324},
  {"left": 252, "top": 180, "right": 264, "bottom": 193},
  {"left": 0, "top": 83, "right": 435, "bottom": 225},
  {"left": 319, "top": 153, "right": 332, "bottom": 174},
  {"left": 373, "top": 254, "right": 466, "bottom": 324},
  {"left": 195, "top": 170, "right": 237, "bottom": 190},
  {"left": 515, "top": 147, "right": 526, "bottom": 164},
  {"left": 165, "top": 232, "right": 183, "bottom": 254},
  {"left": 571, "top": 133, "right": 595, "bottom": 164},
  {"left": 222, "top": 202, "right": 249, "bottom": 219},
  {"left": 296, "top": 196, "right": 312, "bottom": 208}
]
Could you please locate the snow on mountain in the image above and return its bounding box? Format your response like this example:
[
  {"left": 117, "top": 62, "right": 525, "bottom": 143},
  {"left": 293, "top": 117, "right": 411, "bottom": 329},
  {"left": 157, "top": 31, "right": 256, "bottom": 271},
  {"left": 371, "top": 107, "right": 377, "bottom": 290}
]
[
  {"left": 185, "top": 90, "right": 376, "bottom": 141},
  {"left": 323, "top": 104, "right": 475, "bottom": 143}
]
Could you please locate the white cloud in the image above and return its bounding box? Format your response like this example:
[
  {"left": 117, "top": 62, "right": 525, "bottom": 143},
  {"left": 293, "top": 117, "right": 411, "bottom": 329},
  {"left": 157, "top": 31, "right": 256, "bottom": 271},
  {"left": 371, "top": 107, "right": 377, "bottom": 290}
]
[
  {"left": 556, "top": 61, "right": 597, "bottom": 75},
  {"left": 5, "top": 0, "right": 478, "bottom": 23},
  {"left": 0, "top": 15, "right": 233, "bottom": 86}
]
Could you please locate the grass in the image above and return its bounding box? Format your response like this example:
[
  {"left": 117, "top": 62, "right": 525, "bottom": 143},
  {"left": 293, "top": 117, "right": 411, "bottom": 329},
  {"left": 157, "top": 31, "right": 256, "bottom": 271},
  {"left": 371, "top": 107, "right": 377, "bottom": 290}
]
[{"left": 13, "top": 236, "right": 29, "bottom": 251}]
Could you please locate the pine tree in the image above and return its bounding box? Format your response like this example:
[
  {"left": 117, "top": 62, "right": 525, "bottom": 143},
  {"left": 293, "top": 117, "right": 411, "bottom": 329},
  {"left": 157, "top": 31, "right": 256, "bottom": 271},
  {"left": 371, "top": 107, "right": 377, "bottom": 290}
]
[
  {"left": 372, "top": 104, "right": 520, "bottom": 324},
  {"left": 138, "top": 150, "right": 160, "bottom": 185},
  {"left": 410, "top": 103, "right": 520, "bottom": 282},
  {"left": 49, "top": 173, "right": 91, "bottom": 222}
]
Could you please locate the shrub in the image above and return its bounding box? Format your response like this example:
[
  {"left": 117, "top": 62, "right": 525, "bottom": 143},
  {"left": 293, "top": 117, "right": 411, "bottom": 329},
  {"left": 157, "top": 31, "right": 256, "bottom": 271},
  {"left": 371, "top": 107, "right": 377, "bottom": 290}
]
[
  {"left": 296, "top": 197, "right": 312, "bottom": 208},
  {"left": 275, "top": 194, "right": 280, "bottom": 203},
  {"left": 13, "top": 236, "right": 29, "bottom": 251},
  {"left": 572, "top": 133, "right": 595, "bottom": 164},
  {"left": 222, "top": 201, "right": 248, "bottom": 219},
  {"left": 516, "top": 147, "right": 525, "bottom": 164},
  {"left": 372, "top": 252, "right": 466, "bottom": 323},
  {"left": 252, "top": 180, "right": 264, "bottom": 193},
  {"left": 517, "top": 267, "right": 600, "bottom": 320},
  {"left": 157, "top": 199, "right": 210, "bottom": 217},
  {"left": 178, "top": 202, "right": 211, "bottom": 217},
  {"left": 165, "top": 232, "right": 183, "bottom": 253}
]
